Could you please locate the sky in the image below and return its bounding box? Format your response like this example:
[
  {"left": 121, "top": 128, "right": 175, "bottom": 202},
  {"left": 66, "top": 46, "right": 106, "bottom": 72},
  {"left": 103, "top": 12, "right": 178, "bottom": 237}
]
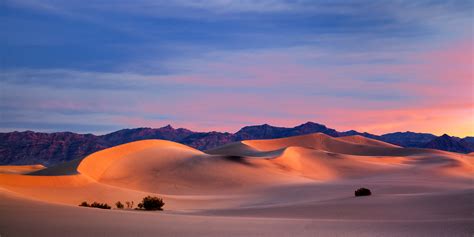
[{"left": 1, "top": 0, "right": 473, "bottom": 136}]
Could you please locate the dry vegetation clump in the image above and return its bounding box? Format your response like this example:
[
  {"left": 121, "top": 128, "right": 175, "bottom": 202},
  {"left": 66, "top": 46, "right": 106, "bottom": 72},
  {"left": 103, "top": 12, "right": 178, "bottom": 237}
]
[
  {"left": 79, "top": 201, "right": 111, "bottom": 209},
  {"left": 355, "top": 187, "right": 372, "bottom": 197},
  {"left": 136, "top": 196, "right": 165, "bottom": 211}
]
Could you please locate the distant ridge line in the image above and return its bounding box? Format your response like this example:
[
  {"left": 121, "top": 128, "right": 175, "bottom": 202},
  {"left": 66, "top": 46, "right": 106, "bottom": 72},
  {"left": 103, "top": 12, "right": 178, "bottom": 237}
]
[{"left": 1, "top": 121, "right": 473, "bottom": 166}]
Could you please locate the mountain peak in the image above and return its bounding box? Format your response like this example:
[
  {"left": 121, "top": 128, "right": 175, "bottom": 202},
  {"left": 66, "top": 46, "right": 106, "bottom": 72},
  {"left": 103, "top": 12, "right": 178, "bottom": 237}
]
[
  {"left": 423, "top": 134, "right": 470, "bottom": 153},
  {"left": 439, "top": 134, "right": 451, "bottom": 138},
  {"left": 297, "top": 121, "right": 325, "bottom": 128},
  {"left": 161, "top": 124, "right": 174, "bottom": 130}
]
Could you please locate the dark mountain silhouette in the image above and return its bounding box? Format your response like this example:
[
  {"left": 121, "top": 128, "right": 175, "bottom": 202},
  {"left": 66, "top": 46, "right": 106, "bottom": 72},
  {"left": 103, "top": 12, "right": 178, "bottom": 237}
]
[
  {"left": 1, "top": 122, "right": 472, "bottom": 166},
  {"left": 100, "top": 125, "right": 194, "bottom": 146},
  {"left": 460, "top": 136, "right": 474, "bottom": 149},
  {"left": 461, "top": 136, "right": 474, "bottom": 143},
  {"left": 422, "top": 134, "right": 473, "bottom": 153},
  {"left": 379, "top": 132, "right": 437, "bottom": 147},
  {"left": 179, "top": 131, "right": 234, "bottom": 150},
  {"left": 0, "top": 131, "right": 108, "bottom": 166},
  {"left": 234, "top": 122, "right": 339, "bottom": 140},
  {"left": 337, "top": 130, "right": 379, "bottom": 139},
  {"left": 337, "top": 130, "right": 437, "bottom": 148}
]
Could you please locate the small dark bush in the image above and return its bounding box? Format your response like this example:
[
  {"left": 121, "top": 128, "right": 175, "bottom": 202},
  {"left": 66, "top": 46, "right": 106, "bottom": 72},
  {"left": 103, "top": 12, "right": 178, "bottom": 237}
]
[
  {"left": 90, "top": 201, "right": 112, "bottom": 209},
  {"left": 355, "top": 187, "right": 372, "bottom": 197},
  {"left": 115, "top": 201, "right": 124, "bottom": 209},
  {"left": 79, "top": 201, "right": 111, "bottom": 209},
  {"left": 138, "top": 196, "right": 165, "bottom": 211}
]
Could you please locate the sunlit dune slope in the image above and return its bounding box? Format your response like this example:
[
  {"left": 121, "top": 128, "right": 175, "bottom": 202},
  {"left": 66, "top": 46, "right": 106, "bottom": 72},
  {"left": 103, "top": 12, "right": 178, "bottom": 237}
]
[
  {"left": 0, "top": 164, "right": 45, "bottom": 174},
  {"left": 266, "top": 146, "right": 401, "bottom": 180},
  {"left": 78, "top": 140, "right": 203, "bottom": 181},
  {"left": 336, "top": 135, "right": 399, "bottom": 147},
  {"left": 0, "top": 173, "right": 92, "bottom": 187},
  {"left": 241, "top": 133, "right": 439, "bottom": 156},
  {"left": 0, "top": 172, "right": 178, "bottom": 208}
]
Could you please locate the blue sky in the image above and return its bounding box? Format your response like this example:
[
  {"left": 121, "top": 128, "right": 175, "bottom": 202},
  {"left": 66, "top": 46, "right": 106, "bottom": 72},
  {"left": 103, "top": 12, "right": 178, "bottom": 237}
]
[{"left": 1, "top": 0, "right": 473, "bottom": 136}]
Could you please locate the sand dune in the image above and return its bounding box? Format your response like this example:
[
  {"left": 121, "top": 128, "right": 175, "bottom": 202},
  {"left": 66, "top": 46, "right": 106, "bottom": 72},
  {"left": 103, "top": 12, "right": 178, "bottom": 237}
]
[
  {"left": 205, "top": 141, "right": 285, "bottom": 157},
  {"left": 209, "top": 133, "right": 457, "bottom": 159},
  {"left": 0, "top": 164, "right": 45, "bottom": 174},
  {"left": 78, "top": 140, "right": 203, "bottom": 181},
  {"left": 243, "top": 133, "right": 398, "bottom": 150},
  {"left": 0, "top": 133, "right": 472, "bottom": 236},
  {"left": 336, "top": 134, "right": 399, "bottom": 147}
]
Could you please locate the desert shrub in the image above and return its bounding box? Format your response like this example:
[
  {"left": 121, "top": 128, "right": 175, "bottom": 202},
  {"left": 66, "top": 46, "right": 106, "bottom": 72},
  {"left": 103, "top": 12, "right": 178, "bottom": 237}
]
[
  {"left": 115, "top": 201, "right": 124, "bottom": 209},
  {"left": 125, "top": 201, "right": 134, "bottom": 209},
  {"left": 138, "top": 196, "right": 165, "bottom": 211},
  {"left": 90, "top": 201, "right": 112, "bottom": 209},
  {"left": 79, "top": 201, "right": 111, "bottom": 209},
  {"left": 355, "top": 187, "right": 372, "bottom": 197}
]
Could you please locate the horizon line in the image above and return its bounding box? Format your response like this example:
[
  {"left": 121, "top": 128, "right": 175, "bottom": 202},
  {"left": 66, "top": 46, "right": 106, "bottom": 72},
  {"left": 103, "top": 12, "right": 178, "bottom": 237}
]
[{"left": 1, "top": 121, "right": 471, "bottom": 138}]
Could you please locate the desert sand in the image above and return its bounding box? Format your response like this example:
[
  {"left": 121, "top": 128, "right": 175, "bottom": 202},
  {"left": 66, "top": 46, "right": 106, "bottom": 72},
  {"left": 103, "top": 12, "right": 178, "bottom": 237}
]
[
  {"left": 0, "top": 133, "right": 472, "bottom": 236},
  {"left": 0, "top": 164, "right": 45, "bottom": 174}
]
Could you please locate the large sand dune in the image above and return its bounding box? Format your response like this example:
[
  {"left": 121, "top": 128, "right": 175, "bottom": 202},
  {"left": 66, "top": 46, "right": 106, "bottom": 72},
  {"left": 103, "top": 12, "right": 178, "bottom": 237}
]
[{"left": 1, "top": 133, "right": 472, "bottom": 236}]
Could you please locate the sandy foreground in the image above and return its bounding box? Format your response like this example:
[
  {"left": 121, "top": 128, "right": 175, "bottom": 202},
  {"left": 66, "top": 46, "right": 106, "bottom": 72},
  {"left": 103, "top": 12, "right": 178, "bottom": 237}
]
[{"left": 0, "top": 134, "right": 473, "bottom": 236}]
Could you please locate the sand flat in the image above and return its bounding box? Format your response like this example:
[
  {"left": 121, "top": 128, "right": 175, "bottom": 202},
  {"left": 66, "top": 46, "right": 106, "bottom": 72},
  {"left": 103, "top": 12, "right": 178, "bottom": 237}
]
[{"left": 0, "top": 185, "right": 472, "bottom": 237}]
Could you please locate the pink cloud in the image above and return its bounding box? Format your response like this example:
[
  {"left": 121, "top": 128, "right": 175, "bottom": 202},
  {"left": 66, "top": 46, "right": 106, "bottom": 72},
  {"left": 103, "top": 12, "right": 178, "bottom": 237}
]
[{"left": 5, "top": 38, "right": 471, "bottom": 137}]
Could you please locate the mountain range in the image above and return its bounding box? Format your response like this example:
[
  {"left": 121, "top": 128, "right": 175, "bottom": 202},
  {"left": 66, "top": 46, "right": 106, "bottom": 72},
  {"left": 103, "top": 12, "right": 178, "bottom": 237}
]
[{"left": 1, "top": 122, "right": 473, "bottom": 166}]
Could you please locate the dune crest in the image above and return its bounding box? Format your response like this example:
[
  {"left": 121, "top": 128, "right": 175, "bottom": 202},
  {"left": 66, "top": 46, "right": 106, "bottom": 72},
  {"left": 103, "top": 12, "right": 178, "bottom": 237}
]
[
  {"left": 242, "top": 133, "right": 397, "bottom": 151},
  {"left": 78, "top": 139, "right": 203, "bottom": 181},
  {"left": 335, "top": 135, "right": 400, "bottom": 147}
]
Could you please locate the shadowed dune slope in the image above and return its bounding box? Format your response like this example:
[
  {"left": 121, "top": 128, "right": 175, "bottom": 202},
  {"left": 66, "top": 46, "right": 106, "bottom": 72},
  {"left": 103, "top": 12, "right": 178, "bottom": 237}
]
[
  {"left": 205, "top": 141, "right": 285, "bottom": 157},
  {"left": 29, "top": 159, "right": 82, "bottom": 176}
]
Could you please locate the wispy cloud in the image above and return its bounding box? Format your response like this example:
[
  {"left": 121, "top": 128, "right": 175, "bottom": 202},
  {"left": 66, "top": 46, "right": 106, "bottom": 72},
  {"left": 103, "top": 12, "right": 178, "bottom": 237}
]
[{"left": 1, "top": 35, "right": 472, "bottom": 135}]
